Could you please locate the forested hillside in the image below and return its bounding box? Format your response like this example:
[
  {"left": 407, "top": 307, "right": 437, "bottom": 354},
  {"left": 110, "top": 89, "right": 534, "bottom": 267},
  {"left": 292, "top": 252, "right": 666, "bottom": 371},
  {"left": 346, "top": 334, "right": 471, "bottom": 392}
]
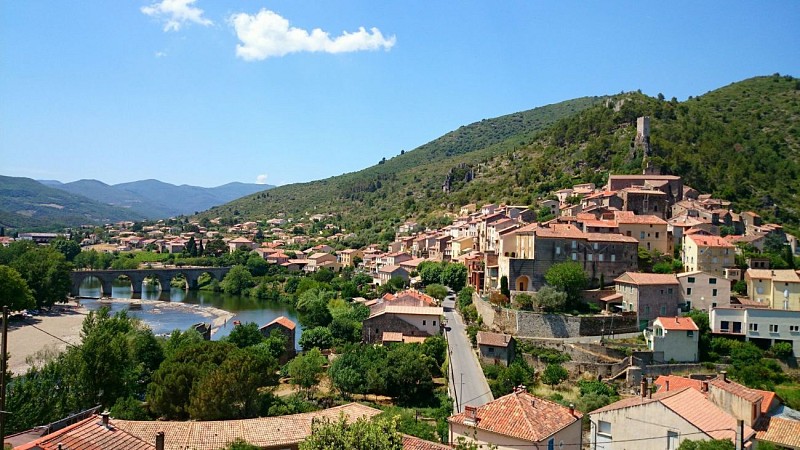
[{"left": 199, "top": 75, "right": 800, "bottom": 241}]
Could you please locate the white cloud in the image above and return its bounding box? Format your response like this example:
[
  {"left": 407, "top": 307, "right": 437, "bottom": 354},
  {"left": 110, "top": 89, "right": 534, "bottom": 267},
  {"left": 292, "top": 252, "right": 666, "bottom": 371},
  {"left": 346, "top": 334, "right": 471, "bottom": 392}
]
[
  {"left": 141, "top": 0, "right": 213, "bottom": 32},
  {"left": 155, "top": 51, "right": 167, "bottom": 58},
  {"left": 229, "top": 9, "right": 396, "bottom": 61},
  {"left": 255, "top": 174, "right": 269, "bottom": 184}
]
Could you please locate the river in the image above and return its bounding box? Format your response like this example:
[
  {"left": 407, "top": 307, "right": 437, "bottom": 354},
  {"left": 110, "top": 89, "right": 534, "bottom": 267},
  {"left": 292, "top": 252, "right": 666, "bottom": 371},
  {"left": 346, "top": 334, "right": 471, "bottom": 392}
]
[{"left": 78, "top": 278, "right": 302, "bottom": 346}]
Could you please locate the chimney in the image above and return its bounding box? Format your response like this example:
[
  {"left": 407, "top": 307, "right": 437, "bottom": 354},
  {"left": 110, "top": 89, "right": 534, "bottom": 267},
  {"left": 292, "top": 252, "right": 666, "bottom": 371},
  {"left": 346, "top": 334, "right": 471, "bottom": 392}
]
[
  {"left": 156, "top": 431, "right": 165, "bottom": 450},
  {"left": 641, "top": 379, "right": 648, "bottom": 398},
  {"left": 464, "top": 405, "right": 478, "bottom": 426},
  {"left": 701, "top": 381, "right": 709, "bottom": 392},
  {"left": 721, "top": 370, "right": 728, "bottom": 382},
  {"left": 569, "top": 403, "right": 575, "bottom": 416},
  {"left": 101, "top": 411, "right": 110, "bottom": 428},
  {"left": 665, "top": 380, "right": 670, "bottom": 392}
]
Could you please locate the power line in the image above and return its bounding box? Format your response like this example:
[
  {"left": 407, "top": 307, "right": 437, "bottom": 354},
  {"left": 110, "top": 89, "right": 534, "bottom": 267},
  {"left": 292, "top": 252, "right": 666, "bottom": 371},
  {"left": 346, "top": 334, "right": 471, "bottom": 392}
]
[
  {"left": 21, "top": 317, "right": 82, "bottom": 348},
  {"left": 455, "top": 428, "right": 740, "bottom": 448}
]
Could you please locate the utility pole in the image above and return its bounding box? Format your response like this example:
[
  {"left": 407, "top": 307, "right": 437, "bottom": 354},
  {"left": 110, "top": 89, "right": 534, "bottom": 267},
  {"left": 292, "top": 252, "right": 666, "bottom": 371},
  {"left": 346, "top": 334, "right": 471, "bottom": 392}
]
[{"left": 1, "top": 306, "right": 8, "bottom": 449}]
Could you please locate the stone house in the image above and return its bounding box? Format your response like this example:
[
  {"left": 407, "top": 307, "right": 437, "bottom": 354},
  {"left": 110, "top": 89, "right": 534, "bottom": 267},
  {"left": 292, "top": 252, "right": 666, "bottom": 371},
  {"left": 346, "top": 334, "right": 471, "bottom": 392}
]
[
  {"left": 476, "top": 331, "right": 516, "bottom": 366},
  {"left": 259, "top": 316, "right": 297, "bottom": 364},
  {"left": 613, "top": 211, "right": 670, "bottom": 254},
  {"left": 375, "top": 265, "right": 410, "bottom": 286},
  {"left": 614, "top": 272, "right": 680, "bottom": 330},
  {"left": 643, "top": 316, "right": 699, "bottom": 362},
  {"left": 497, "top": 224, "right": 638, "bottom": 293},
  {"left": 449, "top": 389, "right": 582, "bottom": 450},
  {"left": 677, "top": 270, "right": 731, "bottom": 311},
  {"left": 617, "top": 188, "right": 670, "bottom": 219},
  {"left": 228, "top": 236, "right": 257, "bottom": 253},
  {"left": 362, "top": 303, "right": 443, "bottom": 344}
]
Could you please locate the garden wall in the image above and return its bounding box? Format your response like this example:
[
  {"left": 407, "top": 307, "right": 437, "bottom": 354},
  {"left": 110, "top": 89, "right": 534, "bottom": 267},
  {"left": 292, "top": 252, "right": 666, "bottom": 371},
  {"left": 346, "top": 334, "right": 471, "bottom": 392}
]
[{"left": 473, "top": 293, "right": 638, "bottom": 339}]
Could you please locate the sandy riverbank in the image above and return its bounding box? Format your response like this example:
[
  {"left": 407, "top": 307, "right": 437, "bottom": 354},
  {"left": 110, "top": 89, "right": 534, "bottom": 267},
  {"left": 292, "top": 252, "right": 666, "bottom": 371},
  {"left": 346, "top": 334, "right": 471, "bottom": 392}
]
[{"left": 7, "top": 299, "right": 235, "bottom": 375}]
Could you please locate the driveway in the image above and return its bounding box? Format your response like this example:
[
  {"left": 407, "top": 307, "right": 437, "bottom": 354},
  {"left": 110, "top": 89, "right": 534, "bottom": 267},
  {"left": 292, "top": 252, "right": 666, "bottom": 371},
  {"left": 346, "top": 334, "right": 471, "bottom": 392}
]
[{"left": 442, "top": 296, "right": 493, "bottom": 413}]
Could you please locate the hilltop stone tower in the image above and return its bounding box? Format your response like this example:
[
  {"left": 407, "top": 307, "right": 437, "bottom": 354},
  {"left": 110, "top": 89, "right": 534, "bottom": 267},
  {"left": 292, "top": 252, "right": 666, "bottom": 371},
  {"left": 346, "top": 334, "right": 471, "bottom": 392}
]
[{"left": 636, "top": 116, "right": 659, "bottom": 175}]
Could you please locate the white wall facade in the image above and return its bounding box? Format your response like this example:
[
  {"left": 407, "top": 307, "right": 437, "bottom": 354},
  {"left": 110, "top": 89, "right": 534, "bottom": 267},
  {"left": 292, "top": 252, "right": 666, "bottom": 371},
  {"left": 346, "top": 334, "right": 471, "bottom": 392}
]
[{"left": 710, "top": 307, "right": 800, "bottom": 355}]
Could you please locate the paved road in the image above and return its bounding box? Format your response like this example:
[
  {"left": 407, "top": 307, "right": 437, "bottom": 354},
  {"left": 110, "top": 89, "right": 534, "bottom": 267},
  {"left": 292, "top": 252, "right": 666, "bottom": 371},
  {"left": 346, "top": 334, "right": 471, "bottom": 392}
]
[{"left": 443, "top": 296, "right": 493, "bottom": 413}]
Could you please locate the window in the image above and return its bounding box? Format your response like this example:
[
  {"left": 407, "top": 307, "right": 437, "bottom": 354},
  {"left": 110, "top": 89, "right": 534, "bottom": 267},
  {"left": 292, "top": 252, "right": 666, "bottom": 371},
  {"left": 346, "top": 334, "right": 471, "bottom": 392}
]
[
  {"left": 687, "top": 287, "right": 693, "bottom": 295},
  {"left": 598, "top": 420, "right": 612, "bottom": 436},
  {"left": 587, "top": 254, "right": 593, "bottom": 261},
  {"left": 721, "top": 321, "right": 730, "bottom": 332},
  {"left": 790, "top": 325, "right": 800, "bottom": 332},
  {"left": 712, "top": 289, "right": 718, "bottom": 297},
  {"left": 640, "top": 231, "right": 646, "bottom": 239},
  {"left": 733, "top": 322, "right": 742, "bottom": 333},
  {"left": 555, "top": 247, "right": 561, "bottom": 255},
  {"left": 655, "top": 326, "right": 663, "bottom": 337},
  {"left": 688, "top": 277, "right": 695, "bottom": 283},
  {"left": 571, "top": 240, "right": 577, "bottom": 249},
  {"left": 709, "top": 278, "right": 717, "bottom": 285},
  {"left": 433, "top": 321, "right": 436, "bottom": 326},
  {"left": 571, "top": 252, "right": 577, "bottom": 261},
  {"left": 660, "top": 305, "right": 667, "bottom": 315},
  {"left": 645, "top": 305, "right": 651, "bottom": 315},
  {"left": 749, "top": 323, "right": 758, "bottom": 332},
  {"left": 593, "top": 242, "right": 599, "bottom": 250},
  {"left": 487, "top": 347, "right": 494, "bottom": 354},
  {"left": 655, "top": 232, "right": 660, "bottom": 238},
  {"left": 712, "top": 302, "right": 717, "bottom": 308},
  {"left": 687, "top": 330, "right": 694, "bottom": 338},
  {"left": 769, "top": 324, "right": 779, "bottom": 333},
  {"left": 668, "top": 431, "right": 679, "bottom": 450},
  {"left": 422, "top": 320, "right": 426, "bottom": 326},
  {"left": 629, "top": 303, "right": 634, "bottom": 311},
  {"left": 686, "top": 300, "right": 692, "bottom": 310},
  {"left": 548, "top": 439, "right": 555, "bottom": 450},
  {"left": 668, "top": 288, "right": 673, "bottom": 294}
]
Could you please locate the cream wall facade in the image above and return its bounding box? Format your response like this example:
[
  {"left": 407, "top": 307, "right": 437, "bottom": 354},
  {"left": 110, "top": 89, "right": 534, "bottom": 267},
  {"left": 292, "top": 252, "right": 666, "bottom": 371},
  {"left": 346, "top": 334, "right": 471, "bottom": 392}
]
[
  {"left": 393, "top": 312, "right": 442, "bottom": 336},
  {"left": 618, "top": 222, "right": 669, "bottom": 254},
  {"left": 746, "top": 273, "right": 800, "bottom": 310},
  {"left": 644, "top": 318, "right": 699, "bottom": 362},
  {"left": 677, "top": 271, "right": 731, "bottom": 311},
  {"left": 450, "top": 419, "right": 581, "bottom": 450},
  {"left": 682, "top": 237, "right": 734, "bottom": 277},
  {"left": 590, "top": 402, "right": 705, "bottom": 450}
]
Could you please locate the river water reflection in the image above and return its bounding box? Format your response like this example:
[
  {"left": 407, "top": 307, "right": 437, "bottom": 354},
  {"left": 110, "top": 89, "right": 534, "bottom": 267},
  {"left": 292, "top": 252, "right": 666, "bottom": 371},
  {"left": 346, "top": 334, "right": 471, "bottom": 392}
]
[{"left": 79, "top": 278, "right": 302, "bottom": 345}]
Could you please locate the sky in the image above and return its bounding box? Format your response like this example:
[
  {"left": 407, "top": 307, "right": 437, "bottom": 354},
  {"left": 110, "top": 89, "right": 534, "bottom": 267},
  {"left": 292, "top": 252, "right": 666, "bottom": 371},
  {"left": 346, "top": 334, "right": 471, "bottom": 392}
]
[{"left": 1, "top": 1, "right": 799, "bottom": 188}]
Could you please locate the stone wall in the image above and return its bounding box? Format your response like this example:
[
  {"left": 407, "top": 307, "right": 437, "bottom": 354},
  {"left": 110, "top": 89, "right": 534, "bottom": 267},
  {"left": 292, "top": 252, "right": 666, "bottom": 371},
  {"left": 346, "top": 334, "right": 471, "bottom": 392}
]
[{"left": 473, "top": 294, "right": 638, "bottom": 338}]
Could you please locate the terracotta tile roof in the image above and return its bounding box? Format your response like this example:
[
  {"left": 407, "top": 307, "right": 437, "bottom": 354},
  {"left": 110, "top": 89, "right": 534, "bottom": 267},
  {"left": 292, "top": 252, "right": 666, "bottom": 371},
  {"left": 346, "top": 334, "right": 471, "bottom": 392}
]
[
  {"left": 591, "top": 388, "right": 677, "bottom": 414},
  {"left": 609, "top": 175, "right": 681, "bottom": 180},
  {"left": 263, "top": 315, "right": 296, "bottom": 331},
  {"left": 613, "top": 211, "right": 667, "bottom": 225},
  {"left": 402, "top": 434, "right": 450, "bottom": 450},
  {"left": 379, "top": 264, "right": 406, "bottom": 274},
  {"left": 653, "top": 375, "right": 704, "bottom": 393},
  {"left": 746, "top": 268, "right": 774, "bottom": 279},
  {"left": 228, "top": 237, "right": 254, "bottom": 243},
  {"left": 615, "top": 272, "right": 679, "bottom": 285},
  {"left": 112, "top": 403, "right": 382, "bottom": 450},
  {"left": 476, "top": 331, "right": 513, "bottom": 348},
  {"left": 755, "top": 416, "right": 800, "bottom": 448},
  {"left": 655, "top": 316, "right": 698, "bottom": 331},
  {"left": 16, "top": 415, "right": 155, "bottom": 450},
  {"left": 449, "top": 391, "right": 581, "bottom": 442},
  {"left": 585, "top": 232, "right": 638, "bottom": 243},
  {"left": 600, "top": 293, "right": 623, "bottom": 302},
  {"left": 753, "top": 389, "right": 779, "bottom": 414},
  {"left": 708, "top": 377, "right": 764, "bottom": 403},
  {"left": 687, "top": 235, "right": 735, "bottom": 248},
  {"left": 402, "top": 336, "right": 428, "bottom": 344}
]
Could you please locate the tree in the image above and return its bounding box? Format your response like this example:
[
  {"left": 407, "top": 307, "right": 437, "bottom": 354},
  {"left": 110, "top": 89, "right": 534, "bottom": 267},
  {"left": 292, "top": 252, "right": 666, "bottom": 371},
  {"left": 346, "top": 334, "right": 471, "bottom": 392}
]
[
  {"left": 246, "top": 254, "right": 269, "bottom": 277},
  {"left": 514, "top": 293, "right": 534, "bottom": 311},
  {"left": 544, "top": 262, "right": 587, "bottom": 306},
  {"left": 425, "top": 283, "right": 448, "bottom": 301},
  {"left": 11, "top": 246, "right": 72, "bottom": 309},
  {"left": 226, "top": 322, "right": 265, "bottom": 348},
  {"left": 541, "top": 363, "right": 568, "bottom": 387},
  {"left": 185, "top": 236, "right": 198, "bottom": 257},
  {"left": 418, "top": 261, "right": 444, "bottom": 286},
  {"left": 384, "top": 344, "right": 435, "bottom": 405},
  {"left": 204, "top": 237, "right": 227, "bottom": 257},
  {"left": 0, "top": 265, "right": 35, "bottom": 311},
  {"left": 677, "top": 439, "right": 735, "bottom": 450},
  {"left": 300, "top": 416, "right": 404, "bottom": 450},
  {"left": 50, "top": 237, "right": 81, "bottom": 261},
  {"left": 534, "top": 286, "right": 568, "bottom": 312},
  {"left": 220, "top": 265, "right": 254, "bottom": 295},
  {"left": 287, "top": 348, "right": 326, "bottom": 397},
  {"left": 298, "top": 326, "right": 334, "bottom": 351},
  {"left": 296, "top": 289, "right": 334, "bottom": 328},
  {"left": 500, "top": 276, "right": 510, "bottom": 298},
  {"left": 441, "top": 263, "right": 467, "bottom": 292}
]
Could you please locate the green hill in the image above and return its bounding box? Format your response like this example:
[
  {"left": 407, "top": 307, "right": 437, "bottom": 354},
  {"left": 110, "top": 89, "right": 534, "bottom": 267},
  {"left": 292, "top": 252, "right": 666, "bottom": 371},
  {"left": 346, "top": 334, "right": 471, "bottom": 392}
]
[
  {"left": 199, "top": 75, "right": 800, "bottom": 241},
  {"left": 0, "top": 175, "right": 146, "bottom": 230}
]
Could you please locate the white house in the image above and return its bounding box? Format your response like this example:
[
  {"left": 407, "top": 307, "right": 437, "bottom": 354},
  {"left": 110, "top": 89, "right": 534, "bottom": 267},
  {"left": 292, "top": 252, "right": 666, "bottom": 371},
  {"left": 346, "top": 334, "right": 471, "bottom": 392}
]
[
  {"left": 643, "top": 316, "right": 699, "bottom": 362},
  {"left": 710, "top": 307, "right": 800, "bottom": 356}
]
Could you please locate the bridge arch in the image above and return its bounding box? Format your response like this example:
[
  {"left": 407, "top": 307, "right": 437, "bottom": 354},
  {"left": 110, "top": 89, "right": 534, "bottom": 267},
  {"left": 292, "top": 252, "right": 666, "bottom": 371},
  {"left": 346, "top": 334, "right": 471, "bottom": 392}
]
[{"left": 70, "top": 267, "right": 232, "bottom": 299}]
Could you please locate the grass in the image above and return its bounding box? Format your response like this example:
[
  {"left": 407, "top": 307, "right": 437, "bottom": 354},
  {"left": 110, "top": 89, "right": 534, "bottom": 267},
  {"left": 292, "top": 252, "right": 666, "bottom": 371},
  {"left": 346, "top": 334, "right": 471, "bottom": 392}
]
[{"left": 775, "top": 382, "right": 800, "bottom": 410}]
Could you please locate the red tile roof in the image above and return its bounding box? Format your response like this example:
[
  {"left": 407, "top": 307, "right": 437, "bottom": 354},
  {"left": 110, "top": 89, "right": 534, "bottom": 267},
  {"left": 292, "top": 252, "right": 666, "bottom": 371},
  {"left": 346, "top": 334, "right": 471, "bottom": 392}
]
[
  {"left": 708, "top": 377, "right": 764, "bottom": 403},
  {"left": 16, "top": 415, "right": 155, "bottom": 450},
  {"left": 449, "top": 391, "right": 581, "bottom": 442},
  {"left": 112, "top": 403, "right": 382, "bottom": 450},
  {"left": 615, "top": 272, "right": 679, "bottom": 285},
  {"left": 653, "top": 375, "right": 704, "bottom": 393},
  {"left": 687, "top": 235, "right": 735, "bottom": 248},
  {"left": 476, "top": 331, "right": 513, "bottom": 348},
  {"left": 755, "top": 416, "right": 800, "bottom": 448},
  {"left": 402, "top": 435, "right": 451, "bottom": 450},
  {"left": 264, "top": 316, "right": 296, "bottom": 330},
  {"left": 655, "top": 316, "right": 698, "bottom": 331}
]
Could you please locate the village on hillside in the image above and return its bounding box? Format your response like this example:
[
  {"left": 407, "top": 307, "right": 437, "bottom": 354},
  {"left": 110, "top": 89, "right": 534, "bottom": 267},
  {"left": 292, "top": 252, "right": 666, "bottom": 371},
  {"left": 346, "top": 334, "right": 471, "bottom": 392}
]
[{"left": 3, "top": 118, "right": 800, "bottom": 449}]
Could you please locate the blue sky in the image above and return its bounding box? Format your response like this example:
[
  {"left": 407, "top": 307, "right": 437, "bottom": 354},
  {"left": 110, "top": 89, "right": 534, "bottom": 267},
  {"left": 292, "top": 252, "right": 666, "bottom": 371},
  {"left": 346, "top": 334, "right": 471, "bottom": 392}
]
[{"left": 2, "top": 1, "right": 799, "bottom": 188}]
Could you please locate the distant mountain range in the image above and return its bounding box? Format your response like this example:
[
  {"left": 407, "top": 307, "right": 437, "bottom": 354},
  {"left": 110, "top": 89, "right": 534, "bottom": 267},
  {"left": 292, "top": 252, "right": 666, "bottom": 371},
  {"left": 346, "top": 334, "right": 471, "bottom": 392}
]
[{"left": 0, "top": 176, "right": 273, "bottom": 230}]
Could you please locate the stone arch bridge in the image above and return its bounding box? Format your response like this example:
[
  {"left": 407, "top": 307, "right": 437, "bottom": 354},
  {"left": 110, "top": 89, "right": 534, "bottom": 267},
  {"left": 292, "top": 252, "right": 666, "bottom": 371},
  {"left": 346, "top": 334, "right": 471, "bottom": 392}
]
[{"left": 70, "top": 267, "right": 231, "bottom": 298}]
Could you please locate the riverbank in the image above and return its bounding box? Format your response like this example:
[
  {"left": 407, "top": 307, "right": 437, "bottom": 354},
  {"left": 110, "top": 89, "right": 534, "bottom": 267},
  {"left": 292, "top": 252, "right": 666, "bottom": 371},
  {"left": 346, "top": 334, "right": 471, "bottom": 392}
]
[{"left": 7, "top": 299, "right": 236, "bottom": 375}]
